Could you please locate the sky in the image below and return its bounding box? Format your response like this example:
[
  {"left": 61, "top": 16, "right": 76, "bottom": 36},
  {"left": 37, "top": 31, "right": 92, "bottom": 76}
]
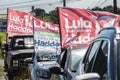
[{"left": 0, "top": 0, "right": 120, "bottom": 14}]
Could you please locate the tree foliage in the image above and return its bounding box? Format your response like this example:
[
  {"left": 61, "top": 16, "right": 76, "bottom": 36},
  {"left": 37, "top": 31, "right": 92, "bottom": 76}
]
[
  {"left": 32, "top": 5, "right": 120, "bottom": 24},
  {"left": 43, "top": 16, "right": 52, "bottom": 22},
  {"left": 49, "top": 9, "right": 58, "bottom": 24},
  {"left": 91, "top": 5, "right": 120, "bottom": 14},
  {"left": 33, "top": 8, "right": 46, "bottom": 19},
  {"left": 31, "top": 8, "right": 58, "bottom": 24}
]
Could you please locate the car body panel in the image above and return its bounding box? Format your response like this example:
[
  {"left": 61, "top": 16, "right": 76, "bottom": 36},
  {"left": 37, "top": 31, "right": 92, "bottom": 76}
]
[
  {"left": 50, "top": 45, "right": 88, "bottom": 80},
  {"left": 28, "top": 50, "right": 59, "bottom": 80},
  {"left": 73, "top": 27, "right": 120, "bottom": 80}
]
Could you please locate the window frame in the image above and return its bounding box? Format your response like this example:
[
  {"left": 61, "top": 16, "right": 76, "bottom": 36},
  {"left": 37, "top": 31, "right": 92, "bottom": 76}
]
[
  {"left": 83, "top": 40, "right": 102, "bottom": 72},
  {"left": 91, "top": 40, "right": 109, "bottom": 79}
]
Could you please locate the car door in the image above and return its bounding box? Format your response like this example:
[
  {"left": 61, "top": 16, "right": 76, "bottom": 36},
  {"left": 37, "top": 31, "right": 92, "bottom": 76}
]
[
  {"left": 51, "top": 46, "right": 69, "bottom": 80},
  {"left": 65, "top": 46, "right": 87, "bottom": 80},
  {"left": 91, "top": 40, "right": 109, "bottom": 80},
  {"left": 81, "top": 40, "right": 102, "bottom": 74},
  {"left": 81, "top": 39, "right": 109, "bottom": 80}
]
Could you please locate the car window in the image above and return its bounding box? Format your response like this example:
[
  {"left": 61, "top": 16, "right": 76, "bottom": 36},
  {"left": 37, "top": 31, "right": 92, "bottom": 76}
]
[
  {"left": 70, "top": 48, "right": 87, "bottom": 72},
  {"left": 15, "top": 38, "right": 23, "bottom": 47},
  {"left": 92, "top": 40, "right": 108, "bottom": 80},
  {"left": 24, "top": 37, "right": 33, "bottom": 47},
  {"left": 13, "top": 37, "right": 33, "bottom": 49},
  {"left": 101, "top": 40, "right": 108, "bottom": 56},
  {"left": 83, "top": 40, "right": 102, "bottom": 73}
]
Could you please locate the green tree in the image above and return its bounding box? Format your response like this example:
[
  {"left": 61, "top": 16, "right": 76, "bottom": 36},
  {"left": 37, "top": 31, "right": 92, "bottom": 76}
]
[
  {"left": 91, "top": 5, "right": 120, "bottom": 14},
  {"left": 103, "top": 5, "right": 114, "bottom": 13},
  {"left": 92, "top": 7, "right": 102, "bottom": 11},
  {"left": 49, "top": 9, "right": 58, "bottom": 24},
  {"left": 33, "top": 8, "right": 46, "bottom": 19},
  {"left": 43, "top": 16, "right": 52, "bottom": 22}
]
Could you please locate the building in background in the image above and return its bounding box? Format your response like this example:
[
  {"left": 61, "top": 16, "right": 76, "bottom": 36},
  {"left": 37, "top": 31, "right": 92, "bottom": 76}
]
[{"left": 0, "top": 14, "right": 7, "bottom": 32}]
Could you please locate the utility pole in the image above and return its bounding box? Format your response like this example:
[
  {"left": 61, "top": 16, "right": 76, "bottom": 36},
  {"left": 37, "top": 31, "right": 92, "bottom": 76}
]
[
  {"left": 32, "top": 6, "right": 34, "bottom": 11},
  {"left": 113, "top": 0, "right": 117, "bottom": 14},
  {"left": 63, "top": 0, "right": 66, "bottom": 7}
]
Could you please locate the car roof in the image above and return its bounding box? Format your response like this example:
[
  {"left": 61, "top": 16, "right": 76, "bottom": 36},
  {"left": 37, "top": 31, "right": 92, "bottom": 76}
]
[{"left": 95, "top": 27, "right": 120, "bottom": 40}]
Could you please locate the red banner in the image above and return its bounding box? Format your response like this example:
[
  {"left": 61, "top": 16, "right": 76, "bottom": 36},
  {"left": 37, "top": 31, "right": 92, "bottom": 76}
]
[
  {"left": 34, "top": 18, "right": 59, "bottom": 33},
  {"left": 58, "top": 7, "right": 119, "bottom": 48},
  {"left": 7, "top": 8, "right": 33, "bottom": 42}
]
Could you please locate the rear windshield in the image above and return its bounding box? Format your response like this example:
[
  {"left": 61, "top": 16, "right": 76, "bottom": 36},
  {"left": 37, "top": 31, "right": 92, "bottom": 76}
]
[{"left": 11, "top": 36, "right": 33, "bottom": 50}]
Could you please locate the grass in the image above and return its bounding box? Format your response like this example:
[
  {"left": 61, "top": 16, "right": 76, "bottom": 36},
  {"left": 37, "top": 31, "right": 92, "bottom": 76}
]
[
  {"left": 0, "top": 50, "right": 3, "bottom": 59},
  {"left": 0, "top": 32, "right": 6, "bottom": 78},
  {"left": 0, "top": 32, "right": 6, "bottom": 41},
  {"left": 0, "top": 32, "right": 6, "bottom": 59},
  {"left": 0, "top": 65, "right": 4, "bottom": 77},
  {"left": 0, "top": 32, "right": 29, "bottom": 79}
]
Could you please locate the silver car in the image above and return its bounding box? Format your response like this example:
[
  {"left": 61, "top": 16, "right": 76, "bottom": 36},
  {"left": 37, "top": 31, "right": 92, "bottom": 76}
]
[{"left": 28, "top": 51, "right": 59, "bottom": 80}]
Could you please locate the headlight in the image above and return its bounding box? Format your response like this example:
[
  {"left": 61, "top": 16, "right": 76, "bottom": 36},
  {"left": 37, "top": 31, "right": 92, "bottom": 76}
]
[{"left": 13, "top": 60, "right": 18, "bottom": 67}]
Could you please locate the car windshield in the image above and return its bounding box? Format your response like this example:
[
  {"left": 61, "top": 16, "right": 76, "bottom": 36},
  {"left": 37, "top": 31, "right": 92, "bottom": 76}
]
[
  {"left": 37, "top": 51, "right": 58, "bottom": 61},
  {"left": 70, "top": 48, "right": 87, "bottom": 72},
  {"left": 13, "top": 37, "right": 33, "bottom": 49}
]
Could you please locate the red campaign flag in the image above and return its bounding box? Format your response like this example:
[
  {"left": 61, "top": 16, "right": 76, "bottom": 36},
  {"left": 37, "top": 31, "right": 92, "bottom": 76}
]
[
  {"left": 58, "top": 7, "right": 119, "bottom": 49},
  {"left": 33, "top": 18, "right": 59, "bottom": 33},
  {"left": 7, "top": 8, "right": 33, "bottom": 42},
  {"left": 88, "top": 10, "right": 120, "bottom": 29}
]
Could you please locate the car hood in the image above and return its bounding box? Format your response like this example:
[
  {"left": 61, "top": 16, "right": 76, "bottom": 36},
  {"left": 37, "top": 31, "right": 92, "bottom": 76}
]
[
  {"left": 37, "top": 61, "right": 58, "bottom": 71},
  {"left": 10, "top": 49, "right": 34, "bottom": 55}
]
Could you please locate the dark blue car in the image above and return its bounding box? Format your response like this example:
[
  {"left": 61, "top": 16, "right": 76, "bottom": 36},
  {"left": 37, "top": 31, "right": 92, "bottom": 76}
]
[{"left": 72, "top": 27, "right": 120, "bottom": 80}]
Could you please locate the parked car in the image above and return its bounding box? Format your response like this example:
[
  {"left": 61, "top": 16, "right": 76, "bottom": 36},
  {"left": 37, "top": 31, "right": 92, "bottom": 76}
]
[
  {"left": 49, "top": 44, "right": 88, "bottom": 80},
  {"left": 3, "top": 34, "right": 34, "bottom": 79},
  {"left": 72, "top": 27, "right": 120, "bottom": 80},
  {"left": 27, "top": 50, "right": 59, "bottom": 80}
]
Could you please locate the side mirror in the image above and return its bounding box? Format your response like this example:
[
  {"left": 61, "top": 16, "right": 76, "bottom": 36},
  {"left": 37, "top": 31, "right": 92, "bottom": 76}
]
[
  {"left": 49, "top": 66, "right": 64, "bottom": 75},
  {"left": 24, "top": 58, "right": 33, "bottom": 63},
  {"left": 73, "top": 73, "right": 100, "bottom": 80}
]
